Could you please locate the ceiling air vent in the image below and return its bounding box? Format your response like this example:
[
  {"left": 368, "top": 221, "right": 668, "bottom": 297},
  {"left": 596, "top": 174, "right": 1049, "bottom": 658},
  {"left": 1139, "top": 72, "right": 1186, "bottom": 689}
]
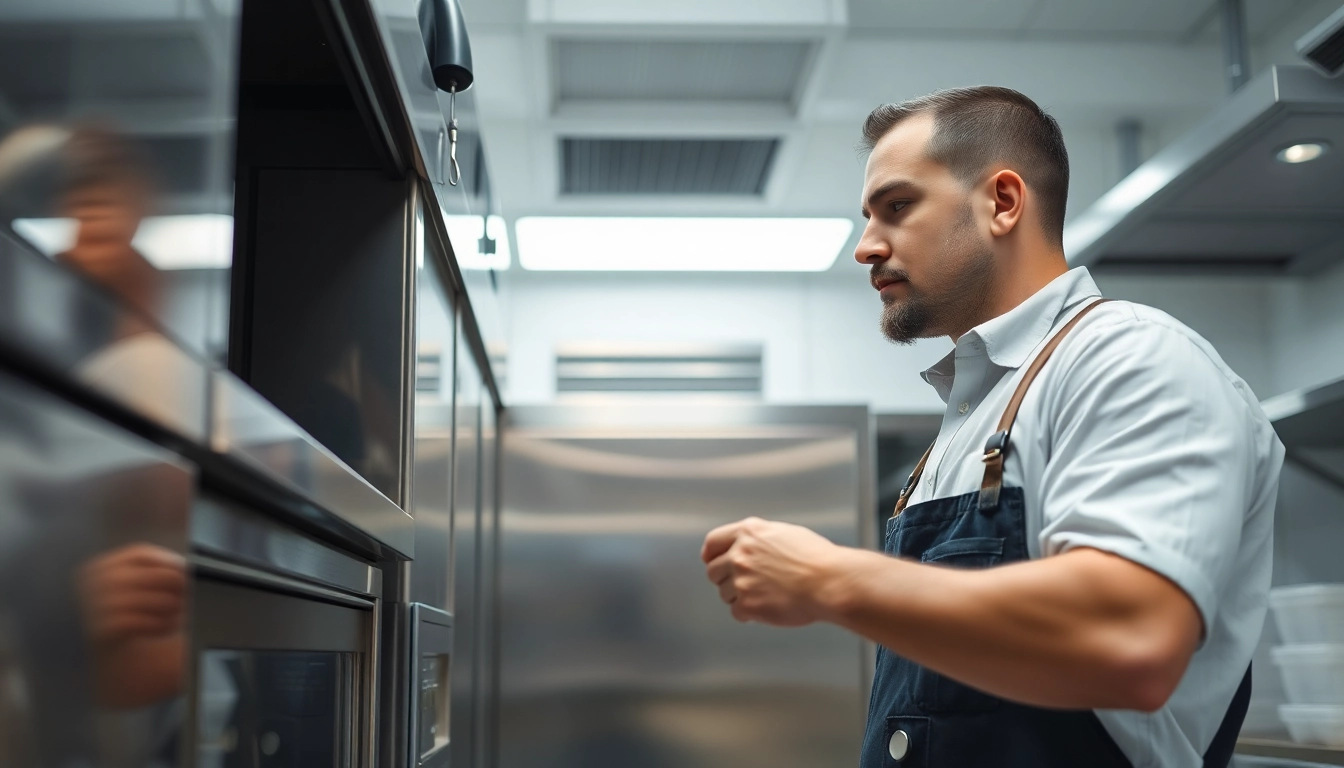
[
  {"left": 553, "top": 39, "right": 813, "bottom": 106},
  {"left": 561, "top": 138, "right": 779, "bottom": 195},
  {"left": 556, "top": 344, "right": 763, "bottom": 396}
]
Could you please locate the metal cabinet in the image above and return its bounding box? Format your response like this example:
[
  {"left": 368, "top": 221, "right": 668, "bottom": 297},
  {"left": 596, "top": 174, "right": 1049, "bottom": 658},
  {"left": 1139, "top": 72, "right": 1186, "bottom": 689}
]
[{"left": 188, "top": 495, "right": 385, "bottom": 768}]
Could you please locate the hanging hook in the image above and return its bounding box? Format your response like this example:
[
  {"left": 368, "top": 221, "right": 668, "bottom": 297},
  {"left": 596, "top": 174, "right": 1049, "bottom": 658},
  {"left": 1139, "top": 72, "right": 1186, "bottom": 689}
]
[{"left": 446, "top": 84, "right": 462, "bottom": 186}]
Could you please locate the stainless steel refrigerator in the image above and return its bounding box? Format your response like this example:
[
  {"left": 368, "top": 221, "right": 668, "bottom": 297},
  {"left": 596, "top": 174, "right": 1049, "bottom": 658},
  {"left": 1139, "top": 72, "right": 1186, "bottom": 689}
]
[{"left": 499, "top": 403, "right": 874, "bottom": 768}]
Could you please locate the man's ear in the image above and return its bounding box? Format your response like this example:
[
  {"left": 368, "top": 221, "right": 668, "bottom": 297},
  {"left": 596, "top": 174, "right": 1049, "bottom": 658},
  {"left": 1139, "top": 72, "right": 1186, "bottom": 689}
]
[{"left": 987, "top": 169, "right": 1026, "bottom": 237}]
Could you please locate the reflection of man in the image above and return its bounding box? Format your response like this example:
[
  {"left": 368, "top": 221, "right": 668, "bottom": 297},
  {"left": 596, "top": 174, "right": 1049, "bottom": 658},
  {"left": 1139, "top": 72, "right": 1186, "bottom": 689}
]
[
  {"left": 55, "top": 126, "right": 163, "bottom": 334},
  {"left": 79, "top": 543, "right": 187, "bottom": 709},
  {"left": 703, "top": 87, "right": 1282, "bottom": 768}
]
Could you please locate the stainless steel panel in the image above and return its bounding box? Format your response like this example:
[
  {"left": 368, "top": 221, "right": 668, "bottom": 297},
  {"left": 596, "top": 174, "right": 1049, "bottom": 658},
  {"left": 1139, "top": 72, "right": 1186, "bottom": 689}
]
[
  {"left": 409, "top": 604, "right": 454, "bottom": 768},
  {"left": 477, "top": 401, "right": 499, "bottom": 768},
  {"left": 411, "top": 223, "right": 459, "bottom": 609},
  {"left": 450, "top": 332, "right": 482, "bottom": 768},
  {"left": 211, "top": 369, "right": 416, "bottom": 558},
  {"left": 192, "top": 495, "right": 381, "bottom": 598},
  {"left": 500, "top": 404, "right": 873, "bottom": 768},
  {"left": 0, "top": 0, "right": 241, "bottom": 364},
  {"left": 0, "top": 369, "right": 194, "bottom": 767}
]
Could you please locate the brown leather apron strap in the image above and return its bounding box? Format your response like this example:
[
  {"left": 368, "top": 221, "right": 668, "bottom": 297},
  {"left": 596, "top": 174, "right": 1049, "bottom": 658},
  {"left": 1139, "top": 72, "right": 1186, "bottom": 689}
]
[
  {"left": 977, "top": 298, "right": 1111, "bottom": 512},
  {"left": 894, "top": 442, "right": 935, "bottom": 516},
  {"left": 893, "top": 297, "right": 1111, "bottom": 518}
]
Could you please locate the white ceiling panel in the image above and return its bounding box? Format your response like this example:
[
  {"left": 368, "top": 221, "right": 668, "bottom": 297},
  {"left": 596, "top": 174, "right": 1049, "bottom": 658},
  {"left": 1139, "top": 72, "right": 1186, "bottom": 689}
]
[
  {"left": 553, "top": 39, "right": 813, "bottom": 105},
  {"left": 1025, "top": 0, "right": 1211, "bottom": 37},
  {"left": 847, "top": 0, "right": 1039, "bottom": 34}
]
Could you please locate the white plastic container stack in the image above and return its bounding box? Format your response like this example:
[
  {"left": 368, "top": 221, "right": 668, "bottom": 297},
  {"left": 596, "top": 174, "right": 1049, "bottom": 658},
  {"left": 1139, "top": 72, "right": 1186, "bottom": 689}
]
[{"left": 1270, "top": 584, "right": 1344, "bottom": 747}]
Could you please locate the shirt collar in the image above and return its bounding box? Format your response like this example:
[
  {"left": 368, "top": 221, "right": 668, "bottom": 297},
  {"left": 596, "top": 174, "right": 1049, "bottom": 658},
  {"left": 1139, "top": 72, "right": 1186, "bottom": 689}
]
[{"left": 919, "top": 267, "right": 1102, "bottom": 396}]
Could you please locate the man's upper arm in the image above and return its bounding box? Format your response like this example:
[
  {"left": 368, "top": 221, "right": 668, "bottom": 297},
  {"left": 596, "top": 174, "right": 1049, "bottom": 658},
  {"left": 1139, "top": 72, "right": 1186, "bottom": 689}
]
[{"left": 1036, "top": 314, "right": 1257, "bottom": 639}]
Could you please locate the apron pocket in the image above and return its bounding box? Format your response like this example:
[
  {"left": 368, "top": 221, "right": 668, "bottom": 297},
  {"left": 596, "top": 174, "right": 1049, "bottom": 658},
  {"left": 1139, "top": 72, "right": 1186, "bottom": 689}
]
[
  {"left": 916, "top": 536, "right": 1005, "bottom": 713},
  {"left": 919, "top": 536, "right": 1004, "bottom": 567}
]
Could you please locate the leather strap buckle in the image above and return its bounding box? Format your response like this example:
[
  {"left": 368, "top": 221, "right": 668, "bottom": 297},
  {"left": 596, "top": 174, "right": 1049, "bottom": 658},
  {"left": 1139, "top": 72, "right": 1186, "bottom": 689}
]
[{"left": 982, "top": 430, "right": 1008, "bottom": 462}]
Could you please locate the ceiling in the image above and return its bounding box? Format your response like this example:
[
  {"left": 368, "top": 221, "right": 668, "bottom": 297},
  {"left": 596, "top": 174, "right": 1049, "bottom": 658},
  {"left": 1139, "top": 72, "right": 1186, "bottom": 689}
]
[{"left": 462, "top": 0, "right": 1341, "bottom": 272}]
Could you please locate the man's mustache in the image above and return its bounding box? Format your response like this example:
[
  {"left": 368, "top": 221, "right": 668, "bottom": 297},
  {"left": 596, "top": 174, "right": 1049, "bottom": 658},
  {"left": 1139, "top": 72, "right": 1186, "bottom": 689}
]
[{"left": 870, "top": 266, "right": 911, "bottom": 291}]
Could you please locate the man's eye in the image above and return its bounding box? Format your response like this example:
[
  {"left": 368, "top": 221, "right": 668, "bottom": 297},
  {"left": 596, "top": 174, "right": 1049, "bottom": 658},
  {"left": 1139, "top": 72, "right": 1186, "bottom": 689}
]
[{"left": 889, "top": 201, "right": 910, "bottom": 213}]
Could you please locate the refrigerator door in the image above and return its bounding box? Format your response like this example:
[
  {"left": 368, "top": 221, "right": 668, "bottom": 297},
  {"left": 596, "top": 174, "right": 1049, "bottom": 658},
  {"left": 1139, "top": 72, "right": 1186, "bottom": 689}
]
[{"left": 499, "top": 404, "right": 873, "bottom": 768}]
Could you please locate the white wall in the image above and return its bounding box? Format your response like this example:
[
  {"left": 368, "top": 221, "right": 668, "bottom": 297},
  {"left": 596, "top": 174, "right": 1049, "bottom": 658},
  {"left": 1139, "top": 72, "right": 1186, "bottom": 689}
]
[
  {"left": 502, "top": 267, "right": 1286, "bottom": 412},
  {"left": 502, "top": 268, "right": 948, "bottom": 411},
  {"left": 1095, "top": 273, "right": 1277, "bottom": 398},
  {"left": 1268, "top": 255, "right": 1344, "bottom": 396}
]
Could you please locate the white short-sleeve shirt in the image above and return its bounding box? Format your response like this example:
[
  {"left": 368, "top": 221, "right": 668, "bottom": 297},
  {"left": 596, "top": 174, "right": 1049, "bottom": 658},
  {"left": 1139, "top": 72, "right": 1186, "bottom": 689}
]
[{"left": 906, "top": 267, "right": 1284, "bottom": 768}]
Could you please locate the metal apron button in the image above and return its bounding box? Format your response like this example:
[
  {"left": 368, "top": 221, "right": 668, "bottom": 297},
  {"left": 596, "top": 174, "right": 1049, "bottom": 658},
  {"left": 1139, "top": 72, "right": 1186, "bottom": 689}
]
[{"left": 888, "top": 729, "right": 910, "bottom": 761}]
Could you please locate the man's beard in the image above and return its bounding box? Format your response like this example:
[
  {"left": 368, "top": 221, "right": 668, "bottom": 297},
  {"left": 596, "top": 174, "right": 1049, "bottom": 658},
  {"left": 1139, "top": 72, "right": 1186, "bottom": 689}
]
[{"left": 876, "top": 205, "right": 995, "bottom": 344}]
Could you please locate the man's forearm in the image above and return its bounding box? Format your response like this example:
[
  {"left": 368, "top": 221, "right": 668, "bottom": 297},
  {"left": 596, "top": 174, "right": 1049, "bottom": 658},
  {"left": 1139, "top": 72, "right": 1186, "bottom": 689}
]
[{"left": 814, "top": 546, "right": 1200, "bottom": 711}]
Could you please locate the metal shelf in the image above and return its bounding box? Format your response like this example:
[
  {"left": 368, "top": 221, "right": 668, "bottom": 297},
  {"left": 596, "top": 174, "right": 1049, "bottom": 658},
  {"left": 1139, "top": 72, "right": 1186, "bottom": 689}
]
[
  {"left": 1263, "top": 375, "right": 1344, "bottom": 450},
  {"left": 1237, "top": 737, "right": 1344, "bottom": 766}
]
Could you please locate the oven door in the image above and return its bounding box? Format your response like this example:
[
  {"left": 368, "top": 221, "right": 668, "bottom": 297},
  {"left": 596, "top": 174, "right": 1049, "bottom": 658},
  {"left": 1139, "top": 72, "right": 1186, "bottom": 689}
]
[{"left": 191, "top": 577, "right": 377, "bottom": 768}]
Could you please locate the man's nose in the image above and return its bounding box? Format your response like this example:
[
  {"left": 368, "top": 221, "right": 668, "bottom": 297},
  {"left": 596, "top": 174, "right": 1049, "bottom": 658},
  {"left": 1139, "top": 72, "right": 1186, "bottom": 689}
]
[{"left": 854, "top": 221, "right": 890, "bottom": 265}]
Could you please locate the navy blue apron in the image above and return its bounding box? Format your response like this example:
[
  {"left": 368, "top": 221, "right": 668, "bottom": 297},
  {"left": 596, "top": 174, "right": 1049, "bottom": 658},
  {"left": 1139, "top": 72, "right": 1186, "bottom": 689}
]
[{"left": 859, "top": 299, "right": 1252, "bottom": 768}]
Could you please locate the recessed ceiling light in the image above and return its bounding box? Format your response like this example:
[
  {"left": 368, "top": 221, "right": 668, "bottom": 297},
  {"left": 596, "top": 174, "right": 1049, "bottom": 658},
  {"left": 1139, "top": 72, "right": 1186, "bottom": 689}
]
[
  {"left": 515, "top": 217, "right": 854, "bottom": 272},
  {"left": 1276, "top": 141, "right": 1331, "bottom": 164}
]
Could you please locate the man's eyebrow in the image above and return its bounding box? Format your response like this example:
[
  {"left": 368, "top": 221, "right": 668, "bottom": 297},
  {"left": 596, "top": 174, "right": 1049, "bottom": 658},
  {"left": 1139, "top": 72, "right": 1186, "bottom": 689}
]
[{"left": 861, "top": 179, "right": 918, "bottom": 219}]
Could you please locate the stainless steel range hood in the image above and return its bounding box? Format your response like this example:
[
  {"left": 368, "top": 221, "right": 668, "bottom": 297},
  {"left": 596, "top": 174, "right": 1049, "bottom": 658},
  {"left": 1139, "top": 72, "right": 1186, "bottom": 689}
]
[{"left": 1065, "top": 65, "right": 1344, "bottom": 275}]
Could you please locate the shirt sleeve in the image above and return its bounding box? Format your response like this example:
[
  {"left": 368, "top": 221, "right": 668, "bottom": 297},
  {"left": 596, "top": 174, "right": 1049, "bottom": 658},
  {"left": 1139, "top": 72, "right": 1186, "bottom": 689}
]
[{"left": 1035, "top": 312, "right": 1260, "bottom": 639}]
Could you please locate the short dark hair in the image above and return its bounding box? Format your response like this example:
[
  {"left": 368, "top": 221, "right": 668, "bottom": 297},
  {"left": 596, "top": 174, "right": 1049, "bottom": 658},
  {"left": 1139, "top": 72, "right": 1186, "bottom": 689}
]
[{"left": 861, "top": 86, "right": 1070, "bottom": 246}]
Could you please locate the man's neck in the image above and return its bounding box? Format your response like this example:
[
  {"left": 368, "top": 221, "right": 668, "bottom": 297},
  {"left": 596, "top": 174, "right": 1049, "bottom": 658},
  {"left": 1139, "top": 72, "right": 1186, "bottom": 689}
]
[{"left": 947, "top": 252, "right": 1069, "bottom": 343}]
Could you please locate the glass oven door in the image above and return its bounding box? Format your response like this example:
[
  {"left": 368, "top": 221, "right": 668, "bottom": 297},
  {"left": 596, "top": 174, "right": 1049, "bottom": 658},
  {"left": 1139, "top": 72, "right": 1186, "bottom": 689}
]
[{"left": 191, "top": 578, "right": 374, "bottom": 768}]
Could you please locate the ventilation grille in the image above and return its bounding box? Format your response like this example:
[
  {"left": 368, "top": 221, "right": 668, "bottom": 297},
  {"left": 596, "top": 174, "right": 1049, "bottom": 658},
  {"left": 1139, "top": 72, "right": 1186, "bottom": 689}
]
[
  {"left": 561, "top": 138, "right": 778, "bottom": 195},
  {"left": 553, "top": 39, "right": 812, "bottom": 104},
  {"left": 556, "top": 344, "right": 763, "bottom": 395},
  {"left": 1304, "top": 23, "right": 1344, "bottom": 75}
]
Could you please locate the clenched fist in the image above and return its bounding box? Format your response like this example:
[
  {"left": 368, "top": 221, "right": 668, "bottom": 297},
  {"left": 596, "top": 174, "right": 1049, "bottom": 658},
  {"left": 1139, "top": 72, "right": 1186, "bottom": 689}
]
[{"left": 700, "top": 516, "right": 847, "bottom": 626}]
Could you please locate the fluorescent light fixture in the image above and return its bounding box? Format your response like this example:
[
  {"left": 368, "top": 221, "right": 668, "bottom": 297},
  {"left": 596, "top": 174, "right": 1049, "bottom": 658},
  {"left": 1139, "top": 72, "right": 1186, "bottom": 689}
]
[
  {"left": 1276, "top": 141, "right": 1330, "bottom": 164},
  {"left": 443, "top": 214, "right": 511, "bottom": 271},
  {"left": 515, "top": 217, "right": 853, "bottom": 271},
  {"left": 12, "top": 214, "right": 234, "bottom": 269}
]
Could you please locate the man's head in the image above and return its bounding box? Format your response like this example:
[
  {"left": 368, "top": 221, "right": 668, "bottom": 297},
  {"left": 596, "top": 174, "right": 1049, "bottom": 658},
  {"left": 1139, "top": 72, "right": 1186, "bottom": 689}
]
[{"left": 855, "top": 86, "right": 1070, "bottom": 344}]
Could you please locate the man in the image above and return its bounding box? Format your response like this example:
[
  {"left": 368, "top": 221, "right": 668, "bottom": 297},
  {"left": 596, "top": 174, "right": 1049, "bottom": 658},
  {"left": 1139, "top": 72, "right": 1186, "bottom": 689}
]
[{"left": 701, "top": 87, "right": 1283, "bottom": 768}]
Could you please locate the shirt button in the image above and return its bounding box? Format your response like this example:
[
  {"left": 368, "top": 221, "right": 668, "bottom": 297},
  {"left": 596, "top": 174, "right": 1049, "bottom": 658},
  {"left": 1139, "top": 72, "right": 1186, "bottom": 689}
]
[
  {"left": 889, "top": 729, "right": 910, "bottom": 761},
  {"left": 958, "top": 402, "right": 969, "bottom": 415}
]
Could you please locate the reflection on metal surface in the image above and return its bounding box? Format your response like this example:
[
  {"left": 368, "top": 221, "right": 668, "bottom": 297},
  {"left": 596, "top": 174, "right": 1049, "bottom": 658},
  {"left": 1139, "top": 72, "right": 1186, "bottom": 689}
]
[
  {"left": 0, "top": 229, "right": 211, "bottom": 441},
  {"left": 507, "top": 433, "right": 858, "bottom": 479},
  {"left": 192, "top": 495, "right": 380, "bottom": 598},
  {"left": 211, "top": 370, "right": 415, "bottom": 558},
  {"left": 500, "top": 404, "right": 872, "bottom": 768},
  {"left": 478, "top": 401, "right": 500, "bottom": 768},
  {"left": 411, "top": 240, "right": 457, "bottom": 609},
  {"left": 450, "top": 326, "right": 483, "bottom": 768},
  {"left": 0, "top": 0, "right": 240, "bottom": 363},
  {"left": 0, "top": 369, "right": 193, "bottom": 767}
]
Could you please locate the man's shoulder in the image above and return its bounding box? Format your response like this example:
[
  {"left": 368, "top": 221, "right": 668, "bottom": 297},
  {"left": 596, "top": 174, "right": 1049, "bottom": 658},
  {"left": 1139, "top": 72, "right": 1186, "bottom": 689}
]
[{"left": 1052, "top": 299, "right": 1263, "bottom": 414}]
